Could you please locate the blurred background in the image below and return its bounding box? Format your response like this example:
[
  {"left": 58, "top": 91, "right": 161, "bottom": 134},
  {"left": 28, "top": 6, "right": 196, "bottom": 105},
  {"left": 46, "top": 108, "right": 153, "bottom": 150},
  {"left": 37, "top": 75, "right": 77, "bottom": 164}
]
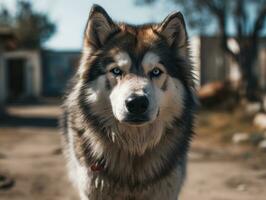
[{"left": 0, "top": 0, "right": 266, "bottom": 200}]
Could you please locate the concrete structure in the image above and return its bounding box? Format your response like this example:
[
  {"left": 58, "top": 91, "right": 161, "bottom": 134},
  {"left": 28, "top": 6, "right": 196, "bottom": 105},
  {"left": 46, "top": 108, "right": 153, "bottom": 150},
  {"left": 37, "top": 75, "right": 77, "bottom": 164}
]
[
  {"left": 191, "top": 36, "right": 266, "bottom": 90},
  {"left": 42, "top": 50, "right": 80, "bottom": 96},
  {"left": 0, "top": 27, "right": 15, "bottom": 104},
  {"left": 258, "top": 46, "right": 266, "bottom": 91},
  {"left": 0, "top": 48, "right": 80, "bottom": 104},
  {"left": 0, "top": 50, "right": 42, "bottom": 103}
]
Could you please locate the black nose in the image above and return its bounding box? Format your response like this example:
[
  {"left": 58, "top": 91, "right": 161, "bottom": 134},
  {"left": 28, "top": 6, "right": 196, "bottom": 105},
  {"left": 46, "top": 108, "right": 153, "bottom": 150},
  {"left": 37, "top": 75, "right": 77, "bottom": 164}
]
[{"left": 125, "top": 95, "right": 149, "bottom": 115}]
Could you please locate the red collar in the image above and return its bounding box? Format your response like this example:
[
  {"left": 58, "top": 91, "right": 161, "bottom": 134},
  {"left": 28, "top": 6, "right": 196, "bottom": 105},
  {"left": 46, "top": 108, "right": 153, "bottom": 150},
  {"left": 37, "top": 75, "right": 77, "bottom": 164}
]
[{"left": 90, "top": 163, "right": 104, "bottom": 172}]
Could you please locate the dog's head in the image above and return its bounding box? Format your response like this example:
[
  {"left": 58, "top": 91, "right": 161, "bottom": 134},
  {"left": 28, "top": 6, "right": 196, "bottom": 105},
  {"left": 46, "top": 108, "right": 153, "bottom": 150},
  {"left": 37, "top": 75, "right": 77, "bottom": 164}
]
[{"left": 77, "top": 5, "right": 195, "bottom": 153}]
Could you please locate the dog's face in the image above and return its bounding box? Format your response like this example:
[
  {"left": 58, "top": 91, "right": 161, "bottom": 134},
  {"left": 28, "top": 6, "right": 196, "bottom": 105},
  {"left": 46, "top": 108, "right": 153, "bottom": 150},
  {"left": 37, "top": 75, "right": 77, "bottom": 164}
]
[
  {"left": 108, "top": 50, "right": 163, "bottom": 125},
  {"left": 78, "top": 5, "right": 191, "bottom": 128},
  {"left": 76, "top": 5, "right": 195, "bottom": 155}
]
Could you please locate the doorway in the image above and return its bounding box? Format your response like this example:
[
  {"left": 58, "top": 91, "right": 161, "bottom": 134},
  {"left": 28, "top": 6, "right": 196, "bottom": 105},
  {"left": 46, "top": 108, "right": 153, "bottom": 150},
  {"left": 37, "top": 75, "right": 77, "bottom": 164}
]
[{"left": 6, "top": 58, "right": 26, "bottom": 100}]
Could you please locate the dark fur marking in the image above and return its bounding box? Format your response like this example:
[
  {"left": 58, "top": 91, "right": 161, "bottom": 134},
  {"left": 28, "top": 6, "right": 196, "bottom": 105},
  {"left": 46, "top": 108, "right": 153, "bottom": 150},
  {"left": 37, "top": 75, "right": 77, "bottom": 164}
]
[
  {"left": 105, "top": 78, "right": 111, "bottom": 90},
  {"left": 161, "top": 77, "right": 168, "bottom": 91},
  {"left": 86, "top": 59, "right": 105, "bottom": 82},
  {"left": 78, "top": 85, "right": 110, "bottom": 137},
  {"left": 85, "top": 57, "right": 114, "bottom": 82},
  {"left": 71, "top": 126, "right": 85, "bottom": 137},
  {"left": 60, "top": 110, "right": 69, "bottom": 143}
]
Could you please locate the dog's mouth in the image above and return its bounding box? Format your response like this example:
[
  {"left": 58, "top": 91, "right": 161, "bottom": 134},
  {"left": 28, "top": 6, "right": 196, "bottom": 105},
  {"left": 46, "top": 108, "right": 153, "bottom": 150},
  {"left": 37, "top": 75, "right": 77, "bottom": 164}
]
[
  {"left": 123, "top": 116, "right": 150, "bottom": 126},
  {"left": 120, "top": 110, "right": 160, "bottom": 126}
]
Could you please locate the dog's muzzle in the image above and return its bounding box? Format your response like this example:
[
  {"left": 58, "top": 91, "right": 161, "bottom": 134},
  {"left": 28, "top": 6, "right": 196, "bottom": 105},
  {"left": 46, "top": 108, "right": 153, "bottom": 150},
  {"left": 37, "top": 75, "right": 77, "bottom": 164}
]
[
  {"left": 126, "top": 95, "right": 149, "bottom": 115},
  {"left": 124, "top": 95, "right": 150, "bottom": 125}
]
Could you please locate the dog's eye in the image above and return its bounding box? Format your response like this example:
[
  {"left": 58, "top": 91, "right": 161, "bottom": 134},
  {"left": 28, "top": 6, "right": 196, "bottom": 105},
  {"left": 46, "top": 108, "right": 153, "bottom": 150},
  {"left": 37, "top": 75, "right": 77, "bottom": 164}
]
[
  {"left": 110, "top": 67, "right": 123, "bottom": 76},
  {"left": 150, "top": 67, "right": 163, "bottom": 77}
]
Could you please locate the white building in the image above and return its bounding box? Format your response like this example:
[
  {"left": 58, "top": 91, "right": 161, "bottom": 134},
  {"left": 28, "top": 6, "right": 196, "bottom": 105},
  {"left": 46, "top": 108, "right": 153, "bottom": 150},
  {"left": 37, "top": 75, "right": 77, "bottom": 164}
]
[{"left": 0, "top": 50, "right": 42, "bottom": 103}]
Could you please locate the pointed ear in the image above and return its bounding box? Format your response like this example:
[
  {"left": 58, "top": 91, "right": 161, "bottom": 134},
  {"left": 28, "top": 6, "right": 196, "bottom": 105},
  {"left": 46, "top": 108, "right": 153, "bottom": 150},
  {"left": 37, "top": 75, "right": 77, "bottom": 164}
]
[
  {"left": 84, "top": 4, "right": 117, "bottom": 51},
  {"left": 157, "top": 12, "right": 188, "bottom": 57}
]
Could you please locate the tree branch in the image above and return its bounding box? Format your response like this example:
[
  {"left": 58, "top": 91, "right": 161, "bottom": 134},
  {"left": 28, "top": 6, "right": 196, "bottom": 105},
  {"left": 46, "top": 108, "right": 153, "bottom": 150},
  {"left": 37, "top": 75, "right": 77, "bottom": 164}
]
[
  {"left": 201, "top": 0, "right": 239, "bottom": 62},
  {"left": 253, "top": 6, "right": 266, "bottom": 38},
  {"left": 235, "top": 1, "right": 245, "bottom": 39}
]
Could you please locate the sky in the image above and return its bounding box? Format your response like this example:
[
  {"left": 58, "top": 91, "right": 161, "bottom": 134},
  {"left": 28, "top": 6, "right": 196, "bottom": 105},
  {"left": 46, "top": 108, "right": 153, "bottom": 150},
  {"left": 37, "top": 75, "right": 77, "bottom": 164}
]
[{"left": 1, "top": 0, "right": 178, "bottom": 50}]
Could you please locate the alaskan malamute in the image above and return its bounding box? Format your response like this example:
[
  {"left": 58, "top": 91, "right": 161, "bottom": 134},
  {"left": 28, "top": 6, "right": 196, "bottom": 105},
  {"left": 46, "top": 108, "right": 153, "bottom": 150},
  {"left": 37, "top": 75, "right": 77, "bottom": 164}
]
[{"left": 61, "top": 4, "right": 197, "bottom": 200}]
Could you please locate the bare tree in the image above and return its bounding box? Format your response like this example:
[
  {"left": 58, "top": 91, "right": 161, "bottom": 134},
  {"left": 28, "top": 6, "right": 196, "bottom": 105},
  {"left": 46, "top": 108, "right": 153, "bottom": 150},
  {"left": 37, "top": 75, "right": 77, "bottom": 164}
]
[{"left": 137, "top": 0, "right": 266, "bottom": 100}]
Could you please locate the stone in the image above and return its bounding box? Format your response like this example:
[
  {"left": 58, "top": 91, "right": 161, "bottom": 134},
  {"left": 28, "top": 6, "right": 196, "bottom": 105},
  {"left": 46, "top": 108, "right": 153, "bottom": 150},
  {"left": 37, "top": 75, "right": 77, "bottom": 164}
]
[
  {"left": 232, "top": 133, "right": 249, "bottom": 144},
  {"left": 236, "top": 184, "right": 247, "bottom": 192},
  {"left": 245, "top": 102, "right": 261, "bottom": 115},
  {"left": 253, "top": 113, "right": 266, "bottom": 130},
  {"left": 258, "top": 140, "right": 266, "bottom": 151}
]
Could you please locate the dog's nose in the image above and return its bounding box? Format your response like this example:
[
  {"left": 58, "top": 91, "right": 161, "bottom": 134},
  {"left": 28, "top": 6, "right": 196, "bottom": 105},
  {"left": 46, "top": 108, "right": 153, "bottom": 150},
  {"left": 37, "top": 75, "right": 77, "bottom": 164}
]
[{"left": 125, "top": 95, "right": 149, "bottom": 115}]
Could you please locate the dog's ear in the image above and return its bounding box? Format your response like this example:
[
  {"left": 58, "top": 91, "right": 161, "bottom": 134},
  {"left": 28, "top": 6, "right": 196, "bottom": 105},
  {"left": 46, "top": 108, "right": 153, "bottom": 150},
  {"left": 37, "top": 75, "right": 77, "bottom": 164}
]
[
  {"left": 84, "top": 4, "right": 117, "bottom": 51},
  {"left": 156, "top": 12, "right": 188, "bottom": 57}
]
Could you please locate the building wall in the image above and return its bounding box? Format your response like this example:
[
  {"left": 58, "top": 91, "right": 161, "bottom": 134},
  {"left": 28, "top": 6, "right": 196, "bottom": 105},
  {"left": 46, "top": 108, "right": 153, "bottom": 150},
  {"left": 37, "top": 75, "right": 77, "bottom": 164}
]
[
  {"left": 0, "top": 54, "right": 6, "bottom": 103},
  {"left": 42, "top": 50, "right": 80, "bottom": 96},
  {"left": 0, "top": 49, "right": 81, "bottom": 103},
  {"left": 197, "top": 36, "right": 266, "bottom": 89},
  {"left": 199, "top": 36, "right": 228, "bottom": 85},
  {"left": 258, "top": 48, "right": 266, "bottom": 90},
  {"left": 0, "top": 50, "right": 42, "bottom": 102}
]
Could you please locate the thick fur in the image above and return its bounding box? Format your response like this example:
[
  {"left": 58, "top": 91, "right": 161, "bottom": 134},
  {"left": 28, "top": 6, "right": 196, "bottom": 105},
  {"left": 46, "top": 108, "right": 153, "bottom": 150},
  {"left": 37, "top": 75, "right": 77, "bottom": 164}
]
[{"left": 61, "top": 4, "right": 197, "bottom": 200}]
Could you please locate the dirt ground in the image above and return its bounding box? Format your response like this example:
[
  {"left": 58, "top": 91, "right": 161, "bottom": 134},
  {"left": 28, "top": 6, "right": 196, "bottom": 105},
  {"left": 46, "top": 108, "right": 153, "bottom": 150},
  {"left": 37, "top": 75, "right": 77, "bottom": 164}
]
[{"left": 0, "top": 103, "right": 266, "bottom": 200}]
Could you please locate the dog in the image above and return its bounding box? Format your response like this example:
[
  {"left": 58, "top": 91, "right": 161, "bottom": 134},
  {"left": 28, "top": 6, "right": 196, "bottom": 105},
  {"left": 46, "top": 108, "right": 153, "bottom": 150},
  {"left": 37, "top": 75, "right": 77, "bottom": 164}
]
[{"left": 61, "top": 4, "right": 197, "bottom": 200}]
